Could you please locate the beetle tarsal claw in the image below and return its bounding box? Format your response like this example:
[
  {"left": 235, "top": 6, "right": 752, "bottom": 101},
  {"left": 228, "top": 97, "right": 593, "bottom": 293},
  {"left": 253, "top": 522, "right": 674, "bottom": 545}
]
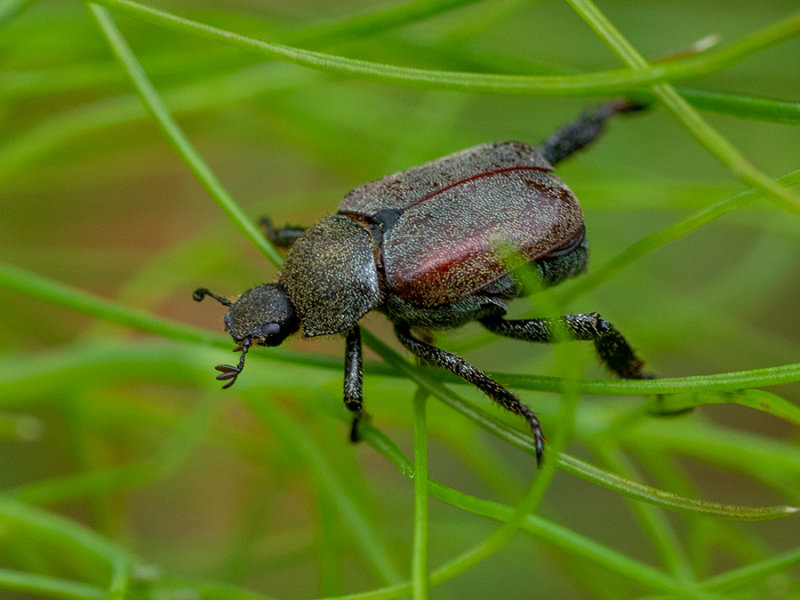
[
  {"left": 214, "top": 364, "right": 241, "bottom": 388},
  {"left": 213, "top": 338, "right": 251, "bottom": 389}
]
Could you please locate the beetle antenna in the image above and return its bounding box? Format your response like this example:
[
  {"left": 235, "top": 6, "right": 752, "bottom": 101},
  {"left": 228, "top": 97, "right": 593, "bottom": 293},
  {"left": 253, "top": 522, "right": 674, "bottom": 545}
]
[
  {"left": 214, "top": 338, "right": 251, "bottom": 389},
  {"left": 193, "top": 288, "right": 232, "bottom": 307}
]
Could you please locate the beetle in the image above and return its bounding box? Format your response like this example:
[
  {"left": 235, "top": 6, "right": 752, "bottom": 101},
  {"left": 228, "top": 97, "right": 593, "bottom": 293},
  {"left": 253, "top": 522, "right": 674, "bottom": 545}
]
[{"left": 194, "top": 98, "right": 653, "bottom": 464}]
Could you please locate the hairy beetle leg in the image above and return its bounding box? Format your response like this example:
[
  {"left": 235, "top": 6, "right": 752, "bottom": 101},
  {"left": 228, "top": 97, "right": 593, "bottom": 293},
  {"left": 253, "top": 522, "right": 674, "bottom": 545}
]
[
  {"left": 480, "top": 313, "right": 653, "bottom": 380},
  {"left": 537, "top": 98, "right": 647, "bottom": 167},
  {"left": 259, "top": 217, "right": 307, "bottom": 248},
  {"left": 343, "top": 325, "right": 368, "bottom": 442},
  {"left": 394, "top": 324, "right": 545, "bottom": 464}
]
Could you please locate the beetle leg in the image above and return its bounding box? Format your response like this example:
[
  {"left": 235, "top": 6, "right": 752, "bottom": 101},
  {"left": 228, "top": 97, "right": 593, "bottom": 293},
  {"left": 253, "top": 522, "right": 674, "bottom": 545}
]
[
  {"left": 394, "top": 324, "right": 545, "bottom": 464},
  {"left": 480, "top": 313, "right": 654, "bottom": 380},
  {"left": 259, "top": 216, "right": 306, "bottom": 248},
  {"left": 344, "top": 325, "right": 367, "bottom": 442},
  {"left": 537, "top": 99, "right": 648, "bottom": 167}
]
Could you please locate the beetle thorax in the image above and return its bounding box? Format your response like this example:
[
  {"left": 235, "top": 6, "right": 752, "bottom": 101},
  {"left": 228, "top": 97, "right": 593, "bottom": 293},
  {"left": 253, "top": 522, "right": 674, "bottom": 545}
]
[{"left": 278, "top": 215, "right": 382, "bottom": 337}]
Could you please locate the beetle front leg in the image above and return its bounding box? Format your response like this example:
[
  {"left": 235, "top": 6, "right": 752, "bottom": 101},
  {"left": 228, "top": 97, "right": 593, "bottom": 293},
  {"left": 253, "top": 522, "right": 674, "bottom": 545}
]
[
  {"left": 537, "top": 99, "right": 648, "bottom": 167},
  {"left": 344, "top": 325, "right": 366, "bottom": 442},
  {"left": 394, "top": 324, "right": 545, "bottom": 464},
  {"left": 480, "top": 313, "right": 652, "bottom": 380},
  {"left": 259, "top": 217, "right": 307, "bottom": 248}
]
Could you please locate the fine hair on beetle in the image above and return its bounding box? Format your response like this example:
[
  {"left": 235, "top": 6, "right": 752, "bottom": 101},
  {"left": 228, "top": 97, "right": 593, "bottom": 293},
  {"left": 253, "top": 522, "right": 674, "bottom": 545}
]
[{"left": 195, "top": 98, "right": 654, "bottom": 465}]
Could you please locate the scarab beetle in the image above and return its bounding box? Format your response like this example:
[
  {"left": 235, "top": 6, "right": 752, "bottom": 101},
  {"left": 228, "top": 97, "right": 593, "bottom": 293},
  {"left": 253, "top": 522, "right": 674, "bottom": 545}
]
[{"left": 194, "top": 99, "right": 653, "bottom": 463}]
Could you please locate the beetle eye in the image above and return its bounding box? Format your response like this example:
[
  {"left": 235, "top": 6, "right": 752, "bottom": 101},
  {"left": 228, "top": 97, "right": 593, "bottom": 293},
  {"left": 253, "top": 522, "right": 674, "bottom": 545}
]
[{"left": 254, "top": 322, "right": 283, "bottom": 346}]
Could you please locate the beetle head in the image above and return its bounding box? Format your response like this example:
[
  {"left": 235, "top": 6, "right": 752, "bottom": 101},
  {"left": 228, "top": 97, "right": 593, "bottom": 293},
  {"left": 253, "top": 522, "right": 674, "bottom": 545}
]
[{"left": 193, "top": 284, "right": 299, "bottom": 388}]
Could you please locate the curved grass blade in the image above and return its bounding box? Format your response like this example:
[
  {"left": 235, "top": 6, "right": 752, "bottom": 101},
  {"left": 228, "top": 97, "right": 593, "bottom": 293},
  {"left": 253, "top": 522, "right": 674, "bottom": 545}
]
[
  {"left": 651, "top": 389, "right": 800, "bottom": 427},
  {"left": 91, "top": 0, "right": 800, "bottom": 97}
]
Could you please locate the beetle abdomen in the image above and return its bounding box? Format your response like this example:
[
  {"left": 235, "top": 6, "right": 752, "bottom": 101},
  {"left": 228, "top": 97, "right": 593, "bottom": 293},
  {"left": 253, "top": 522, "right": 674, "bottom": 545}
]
[{"left": 382, "top": 168, "right": 583, "bottom": 306}]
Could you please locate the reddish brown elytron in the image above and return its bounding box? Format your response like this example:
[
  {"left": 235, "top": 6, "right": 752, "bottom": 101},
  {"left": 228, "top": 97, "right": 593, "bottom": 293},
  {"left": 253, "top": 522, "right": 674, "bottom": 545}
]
[{"left": 382, "top": 167, "right": 583, "bottom": 306}]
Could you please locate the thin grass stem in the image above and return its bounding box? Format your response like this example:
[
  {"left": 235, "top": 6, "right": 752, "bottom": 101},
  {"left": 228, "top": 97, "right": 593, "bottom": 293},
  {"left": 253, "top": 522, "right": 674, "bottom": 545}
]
[{"left": 411, "top": 388, "right": 430, "bottom": 600}]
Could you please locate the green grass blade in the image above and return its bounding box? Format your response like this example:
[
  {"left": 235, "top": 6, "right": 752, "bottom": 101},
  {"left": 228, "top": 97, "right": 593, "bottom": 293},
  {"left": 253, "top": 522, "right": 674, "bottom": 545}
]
[
  {"left": 558, "top": 169, "right": 800, "bottom": 304},
  {"left": 89, "top": 0, "right": 800, "bottom": 96},
  {"left": 1, "top": 257, "right": 798, "bottom": 404},
  {"left": 282, "top": 0, "right": 485, "bottom": 47},
  {"left": 0, "top": 259, "right": 220, "bottom": 347},
  {"left": 0, "top": 569, "right": 106, "bottom": 600},
  {"left": 0, "top": 62, "right": 316, "bottom": 181},
  {"left": 676, "top": 88, "right": 800, "bottom": 125},
  {"left": 87, "top": 3, "right": 282, "bottom": 267},
  {"left": 0, "top": 254, "right": 792, "bottom": 520},
  {"left": 244, "top": 397, "right": 404, "bottom": 586},
  {"left": 700, "top": 546, "right": 800, "bottom": 592},
  {"left": 566, "top": 0, "right": 800, "bottom": 214},
  {"left": 359, "top": 330, "right": 796, "bottom": 521},
  {"left": 0, "top": 0, "right": 36, "bottom": 28},
  {"left": 653, "top": 389, "right": 800, "bottom": 427},
  {"left": 411, "top": 388, "right": 430, "bottom": 600},
  {"left": 0, "top": 498, "right": 133, "bottom": 579},
  {"left": 356, "top": 426, "right": 718, "bottom": 599}
]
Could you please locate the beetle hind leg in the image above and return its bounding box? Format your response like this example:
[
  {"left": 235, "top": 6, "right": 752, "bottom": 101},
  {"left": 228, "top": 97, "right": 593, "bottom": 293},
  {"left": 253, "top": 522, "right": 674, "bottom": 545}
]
[
  {"left": 537, "top": 99, "right": 648, "bottom": 167},
  {"left": 480, "top": 313, "right": 653, "bottom": 380},
  {"left": 394, "top": 324, "right": 545, "bottom": 464}
]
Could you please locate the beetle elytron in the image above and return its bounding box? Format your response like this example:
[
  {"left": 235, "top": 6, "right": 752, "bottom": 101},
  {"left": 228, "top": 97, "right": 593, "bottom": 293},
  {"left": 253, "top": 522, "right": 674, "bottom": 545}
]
[{"left": 194, "top": 99, "right": 653, "bottom": 463}]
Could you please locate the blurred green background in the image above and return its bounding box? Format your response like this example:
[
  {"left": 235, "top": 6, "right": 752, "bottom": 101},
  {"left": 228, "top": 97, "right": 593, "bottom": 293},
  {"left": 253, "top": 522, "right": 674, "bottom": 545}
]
[{"left": 1, "top": 0, "right": 799, "bottom": 598}]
